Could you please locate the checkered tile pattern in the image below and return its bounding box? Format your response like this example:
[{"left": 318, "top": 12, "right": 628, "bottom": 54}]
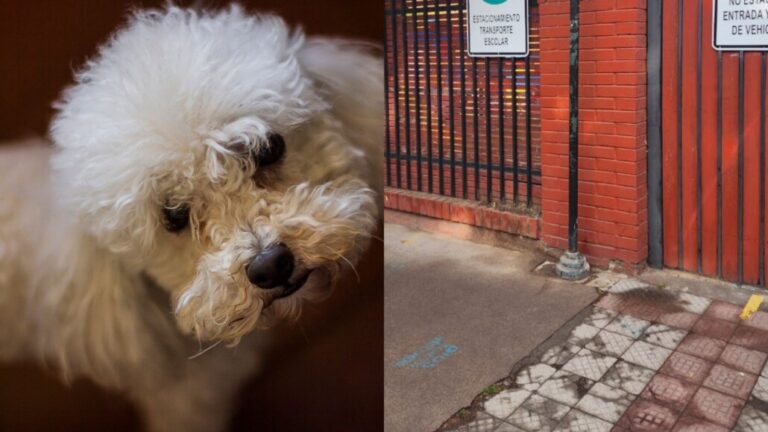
[{"left": 441, "top": 282, "right": 768, "bottom": 432}]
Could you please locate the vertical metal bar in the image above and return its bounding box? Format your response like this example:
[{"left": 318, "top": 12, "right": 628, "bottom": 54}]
[
  {"left": 384, "top": 0, "right": 392, "bottom": 187},
  {"left": 392, "top": 0, "right": 402, "bottom": 189},
  {"left": 402, "top": 0, "right": 412, "bottom": 190},
  {"left": 567, "top": 0, "right": 580, "bottom": 252},
  {"left": 647, "top": 0, "right": 663, "bottom": 267},
  {"left": 460, "top": 0, "right": 468, "bottom": 199},
  {"left": 512, "top": 58, "right": 519, "bottom": 202},
  {"left": 412, "top": 0, "right": 422, "bottom": 192},
  {"left": 499, "top": 58, "right": 506, "bottom": 202},
  {"left": 424, "top": 3, "right": 434, "bottom": 194},
  {"left": 739, "top": 51, "right": 744, "bottom": 283},
  {"left": 485, "top": 58, "right": 493, "bottom": 201},
  {"left": 447, "top": 4, "right": 456, "bottom": 197},
  {"left": 760, "top": 53, "right": 766, "bottom": 286},
  {"left": 677, "top": 0, "right": 683, "bottom": 267},
  {"left": 436, "top": 7, "right": 445, "bottom": 195},
  {"left": 696, "top": 0, "right": 703, "bottom": 273},
  {"left": 717, "top": 51, "right": 723, "bottom": 277},
  {"left": 677, "top": 0, "right": 683, "bottom": 268},
  {"left": 526, "top": 56, "right": 533, "bottom": 207},
  {"left": 473, "top": 58, "right": 480, "bottom": 200}
]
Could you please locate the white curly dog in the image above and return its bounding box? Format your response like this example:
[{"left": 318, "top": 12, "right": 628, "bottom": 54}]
[{"left": 0, "top": 5, "right": 382, "bottom": 431}]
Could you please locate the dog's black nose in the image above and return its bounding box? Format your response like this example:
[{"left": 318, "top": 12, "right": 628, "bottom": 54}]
[{"left": 245, "top": 243, "right": 295, "bottom": 288}]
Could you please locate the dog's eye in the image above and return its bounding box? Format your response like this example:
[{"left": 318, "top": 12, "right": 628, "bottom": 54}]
[
  {"left": 162, "top": 204, "right": 190, "bottom": 233},
  {"left": 252, "top": 133, "right": 285, "bottom": 166}
]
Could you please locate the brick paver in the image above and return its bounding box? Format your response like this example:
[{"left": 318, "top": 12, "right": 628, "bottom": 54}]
[
  {"left": 718, "top": 344, "right": 767, "bottom": 375},
  {"left": 660, "top": 352, "right": 713, "bottom": 384},
  {"left": 684, "top": 388, "right": 744, "bottom": 428},
  {"left": 691, "top": 316, "right": 738, "bottom": 341},
  {"left": 640, "top": 373, "right": 697, "bottom": 412},
  {"left": 701, "top": 364, "right": 757, "bottom": 399},
  {"left": 676, "top": 334, "right": 726, "bottom": 362},
  {"left": 703, "top": 301, "right": 743, "bottom": 323}
]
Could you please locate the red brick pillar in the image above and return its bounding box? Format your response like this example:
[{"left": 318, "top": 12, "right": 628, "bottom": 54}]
[{"left": 539, "top": 0, "right": 648, "bottom": 268}]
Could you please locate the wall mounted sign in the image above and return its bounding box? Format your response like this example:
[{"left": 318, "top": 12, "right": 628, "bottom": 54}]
[
  {"left": 713, "top": 0, "right": 768, "bottom": 50},
  {"left": 467, "top": 0, "right": 529, "bottom": 57}
]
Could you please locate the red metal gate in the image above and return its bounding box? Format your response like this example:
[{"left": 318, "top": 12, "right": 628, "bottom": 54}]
[{"left": 653, "top": 0, "right": 768, "bottom": 286}]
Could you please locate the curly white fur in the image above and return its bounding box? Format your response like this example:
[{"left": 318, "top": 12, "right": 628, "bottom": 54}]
[{"left": 0, "top": 5, "right": 382, "bottom": 431}]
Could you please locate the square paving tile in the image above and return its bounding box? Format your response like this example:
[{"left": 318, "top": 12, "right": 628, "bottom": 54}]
[
  {"left": 541, "top": 344, "right": 581, "bottom": 369},
  {"left": 621, "top": 298, "right": 666, "bottom": 322},
  {"left": 483, "top": 388, "right": 531, "bottom": 419},
  {"left": 616, "top": 399, "right": 678, "bottom": 431},
  {"left": 657, "top": 310, "right": 700, "bottom": 331},
  {"left": 730, "top": 325, "right": 768, "bottom": 352},
  {"left": 584, "top": 307, "right": 620, "bottom": 329},
  {"left": 536, "top": 370, "right": 595, "bottom": 407},
  {"left": 594, "top": 294, "right": 629, "bottom": 313},
  {"left": 677, "top": 292, "right": 712, "bottom": 314},
  {"left": 672, "top": 416, "right": 729, "bottom": 432},
  {"left": 587, "top": 271, "right": 627, "bottom": 291},
  {"left": 562, "top": 348, "right": 618, "bottom": 381},
  {"left": 515, "top": 363, "right": 557, "bottom": 391},
  {"left": 660, "top": 351, "right": 714, "bottom": 384},
  {"left": 752, "top": 376, "right": 768, "bottom": 402},
  {"left": 595, "top": 293, "right": 627, "bottom": 312},
  {"left": 575, "top": 382, "right": 634, "bottom": 423},
  {"left": 677, "top": 334, "right": 726, "bottom": 362},
  {"left": 684, "top": 387, "right": 745, "bottom": 428},
  {"left": 741, "top": 310, "right": 768, "bottom": 332},
  {"left": 586, "top": 330, "right": 634, "bottom": 357},
  {"left": 446, "top": 411, "right": 505, "bottom": 432},
  {"left": 554, "top": 409, "right": 612, "bottom": 432},
  {"left": 691, "top": 316, "right": 738, "bottom": 341},
  {"left": 567, "top": 324, "right": 602, "bottom": 347},
  {"left": 640, "top": 373, "right": 697, "bottom": 412},
  {"left": 607, "top": 278, "right": 651, "bottom": 294},
  {"left": 641, "top": 323, "right": 688, "bottom": 350},
  {"left": 605, "top": 314, "right": 651, "bottom": 339},
  {"left": 494, "top": 423, "right": 526, "bottom": 432},
  {"left": 703, "top": 300, "right": 743, "bottom": 323},
  {"left": 702, "top": 364, "right": 757, "bottom": 399},
  {"left": 601, "top": 360, "right": 656, "bottom": 395},
  {"left": 621, "top": 340, "right": 672, "bottom": 370},
  {"left": 506, "top": 394, "right": 570, "bottom": 432},
  {"left": 734, "top": 401, "right": 768, "bottom": 431},
  {"left": 718, "top": 343, "right": 767, "bottom": 375}
]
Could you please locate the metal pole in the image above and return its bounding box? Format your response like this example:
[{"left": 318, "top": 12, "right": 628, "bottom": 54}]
[
  {"left": 647, "top": 0, "right": 663, "bottom": 267},
  {"left": 557, "top": 0, "right": 590, "bottom": 280}
]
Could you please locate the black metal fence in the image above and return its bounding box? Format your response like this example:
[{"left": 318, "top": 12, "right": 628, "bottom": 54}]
[{"left": 385, "top": 0, "right": 541, "bottom": 209}]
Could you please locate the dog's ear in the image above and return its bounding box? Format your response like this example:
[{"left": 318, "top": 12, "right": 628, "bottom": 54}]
[{"left": 298, "top": 38, "right": 384, "bottom": 190}]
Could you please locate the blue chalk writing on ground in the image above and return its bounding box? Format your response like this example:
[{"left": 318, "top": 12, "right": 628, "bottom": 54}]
[{"left": 395, "top": 337, "right": 459, "bottom": 369}]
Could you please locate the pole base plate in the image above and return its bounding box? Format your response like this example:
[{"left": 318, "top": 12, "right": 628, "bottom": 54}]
[{"left": 556, "top": 250, "right": 590, "bottom": 281}]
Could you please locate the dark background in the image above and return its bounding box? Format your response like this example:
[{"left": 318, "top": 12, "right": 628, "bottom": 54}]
[
  {"left": 0, "top": 1, "right": 384, "bottom": 431},
  {"left": 0, "top": 0, "right": 384, "bottom": 140}
]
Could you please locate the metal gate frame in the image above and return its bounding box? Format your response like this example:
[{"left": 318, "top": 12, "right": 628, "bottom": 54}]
[
  {"left": 384, "top": 0, "right": 542, "bottom": 209},
  {"left": 647, "top": 0, "right": 768, "bottom": 287}
]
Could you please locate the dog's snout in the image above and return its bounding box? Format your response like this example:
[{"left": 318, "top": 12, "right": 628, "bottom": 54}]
[{"left": 245, "top": 243, "right": 295, "bottom": 288}]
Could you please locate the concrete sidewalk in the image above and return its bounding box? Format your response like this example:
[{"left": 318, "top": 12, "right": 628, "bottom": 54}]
[{"left": 384, "top": 221, "right": 599, "bottom": 432}]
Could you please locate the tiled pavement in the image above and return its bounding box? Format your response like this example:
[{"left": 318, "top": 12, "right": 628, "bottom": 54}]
[{"left": 439, "top": 280, "right": 768, "bottom": 432}]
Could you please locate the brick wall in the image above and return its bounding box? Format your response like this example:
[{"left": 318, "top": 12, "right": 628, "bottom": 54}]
[{"left": 539, "top": 0, "right": 648, "bottom": 267}]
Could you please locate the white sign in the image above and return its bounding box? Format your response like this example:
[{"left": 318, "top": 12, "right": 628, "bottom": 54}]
[
  {"left": 713, "top": 0, "right": 768, "bottom": 50},
  {"left": 467, "top": 0, "right": 529, "bottom": 57}
]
